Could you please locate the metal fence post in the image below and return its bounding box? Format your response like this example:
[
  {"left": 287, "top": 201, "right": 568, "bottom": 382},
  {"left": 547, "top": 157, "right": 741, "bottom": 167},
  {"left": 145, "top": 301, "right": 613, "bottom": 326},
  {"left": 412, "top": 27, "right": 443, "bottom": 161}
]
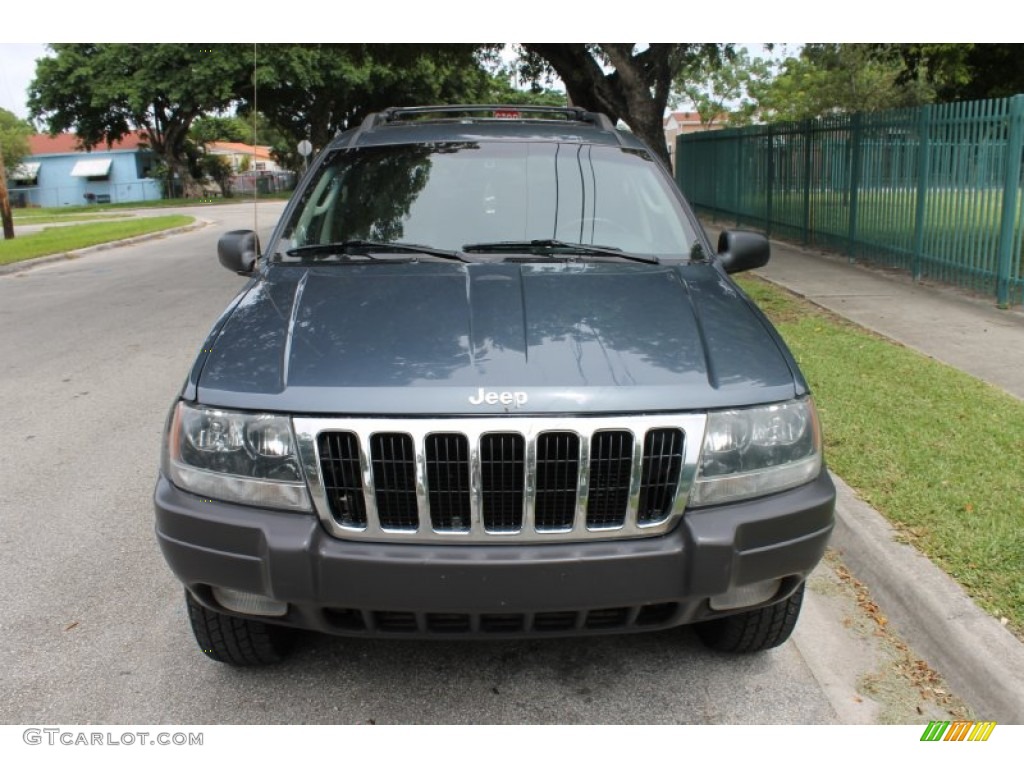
[
  {"left": 802, "top": 120, "right": 812, "bottom": 245},
  {"left": 765, "top": 125, "right": 774, "bottom": 236},
  {"left": 848, "top": 113, "right": 863, "bottom": 262},
  {"left": 996, "top": 94, "right": 1024, "bottom": 308},
  {"left": 912, "top": 105, "right": 932, "bottom": 282}
]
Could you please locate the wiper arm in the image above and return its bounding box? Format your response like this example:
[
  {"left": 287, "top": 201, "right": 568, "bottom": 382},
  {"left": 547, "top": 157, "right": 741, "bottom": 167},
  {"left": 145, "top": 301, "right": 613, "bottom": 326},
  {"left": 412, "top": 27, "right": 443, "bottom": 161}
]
[
  {"left": 462, "top": 239, "right": 659, "bottom": 265},
  {"left": 286, "top": 240, "right": 469, "bottom": 262}
]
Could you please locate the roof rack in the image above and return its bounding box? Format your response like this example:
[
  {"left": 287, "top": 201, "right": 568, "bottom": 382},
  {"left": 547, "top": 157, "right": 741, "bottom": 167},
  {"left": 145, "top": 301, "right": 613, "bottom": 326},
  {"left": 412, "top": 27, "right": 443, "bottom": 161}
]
[{"left": 371, "top": 105, "right": 618, "bottom": 132}]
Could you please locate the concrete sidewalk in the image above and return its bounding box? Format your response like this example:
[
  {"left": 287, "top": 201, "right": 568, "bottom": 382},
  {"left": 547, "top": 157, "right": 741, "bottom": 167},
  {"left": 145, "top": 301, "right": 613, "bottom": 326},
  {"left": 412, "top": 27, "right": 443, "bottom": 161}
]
[
  {"left": 702, "top": 219, "right": 1024, "bottom": 722},
  {"left": 703, "top": 220, "right": 1024, "bottom": 400}
]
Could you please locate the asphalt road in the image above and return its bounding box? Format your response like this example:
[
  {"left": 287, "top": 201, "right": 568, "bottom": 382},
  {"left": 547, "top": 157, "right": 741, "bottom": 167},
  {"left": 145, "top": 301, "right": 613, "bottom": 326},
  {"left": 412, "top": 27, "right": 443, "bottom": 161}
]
[{"left": 0, "top": 203, "right": 944, "bottom": 725}]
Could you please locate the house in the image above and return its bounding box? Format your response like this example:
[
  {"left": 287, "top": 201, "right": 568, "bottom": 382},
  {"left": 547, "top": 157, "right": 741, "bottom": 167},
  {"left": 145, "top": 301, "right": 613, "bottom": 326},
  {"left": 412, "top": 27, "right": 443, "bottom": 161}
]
[
  {"left": 205, "top": 141, "right": 281, "bottom": 173},
  {"left": 663, "top": 110, "right": 727, "bottom": 172},
  {"left": 7, "top": 132, "right": 162, "bottom": 207}
]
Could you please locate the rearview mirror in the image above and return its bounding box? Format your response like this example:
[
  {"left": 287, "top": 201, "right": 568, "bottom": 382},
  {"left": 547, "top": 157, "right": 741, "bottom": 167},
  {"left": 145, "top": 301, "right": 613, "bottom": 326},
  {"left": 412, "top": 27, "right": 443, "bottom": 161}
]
[
  {"left": 217, "top": 230, "right": 260, "bottom": 275},
  {"left": 716, "top": 230, "right": 770, "bottom": 274}
]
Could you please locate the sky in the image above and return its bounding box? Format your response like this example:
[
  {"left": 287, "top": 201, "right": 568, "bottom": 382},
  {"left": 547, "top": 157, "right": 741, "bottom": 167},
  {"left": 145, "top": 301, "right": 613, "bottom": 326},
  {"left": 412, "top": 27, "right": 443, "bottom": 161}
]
[
  {"left": 0, "top": 4, "right": 1001, "bottom": 124},
  {"left": 0, "top": 43, "right": 47, "bottom": 120}
]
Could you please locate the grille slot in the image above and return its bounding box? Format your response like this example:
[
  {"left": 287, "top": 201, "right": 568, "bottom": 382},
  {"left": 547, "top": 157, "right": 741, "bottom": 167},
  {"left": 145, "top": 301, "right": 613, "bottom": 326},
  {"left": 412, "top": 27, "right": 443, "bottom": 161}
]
[
  {"left": 301, "top": 415, "right": 704, "bottom": 544},
  {"left": 533, "top": 611, "right": 578, "bottom": 631},
  {"left": 317, "top": 431, "right": 367, "bottom": 527},
  {"left": 426, "top": 613, "right": 471, "bottom": 633},
  {"left": 373, "top": 611, "right": 417, "bottom": 632},
  {"left": 480, "top": 433, "right": 525, "bottom": 532},
  {"left": 425, "top": 433, "right": 471, "bottom": 531},
  {"left": 586, "top": 431, "right": 634, "bottom": 529},
  {"left": 480, "top": 614, "right": 525, "bottom": 633},
  {"left": 534, "top": 432, "right": 580, "bottom": 530},
  {"left": 637, "top": 428, "right": 685, "bottom": 524},
  {"left": 370, "top": 432, "right": 418, "bottom": 530},
  {"left": 585, "top": 607, "right": 630, "bottom": 629}
]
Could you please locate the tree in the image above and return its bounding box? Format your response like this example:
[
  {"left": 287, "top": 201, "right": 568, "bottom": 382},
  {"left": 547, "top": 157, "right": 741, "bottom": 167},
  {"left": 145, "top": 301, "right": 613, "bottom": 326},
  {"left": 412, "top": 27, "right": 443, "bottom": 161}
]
[
  {"left": 28, "top": 44, "right": 252, "bottom": 197},
  {"left": 880, "top": 44, "right": 1024, "bottom": 102},
  {"left": 0, "top": 108, "right": 32, "bottom": 171},
  {"left": 671, "top": 47, "right": 774, "bottom": 128},
  {"left": 518, "top": 44, "right": 734, "bottom": 163},
  {"left": 751, "top": 45, "right": 935, "bottom": 123},
  {"left": 0, "top": 108, "right": 33, "bottom": 240},
  {"left": 241, "top": 44, "right": 497, "bottom": 160}
]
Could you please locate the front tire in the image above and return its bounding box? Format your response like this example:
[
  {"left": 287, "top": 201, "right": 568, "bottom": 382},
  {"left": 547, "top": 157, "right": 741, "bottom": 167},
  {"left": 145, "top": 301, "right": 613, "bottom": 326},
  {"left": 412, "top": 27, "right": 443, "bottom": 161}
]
[
  {"left": 695, "top": 582, "right": 805, "bottom": 653},
  {"left": 185, "top": 590, "right": 294, "bottom": 666}
]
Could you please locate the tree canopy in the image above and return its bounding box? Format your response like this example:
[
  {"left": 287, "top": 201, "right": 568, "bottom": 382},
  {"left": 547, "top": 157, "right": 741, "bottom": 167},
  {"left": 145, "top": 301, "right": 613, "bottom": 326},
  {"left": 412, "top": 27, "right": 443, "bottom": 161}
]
[
  {"left": 242, "top": 44, "right": 498, "bottom": 158},
  {"left": 672, "top": 47, "right": 773, "bottom": 129},
  {"left": 749, "top": 44, "right": 935, "bottom": 123},
  {"left": 519, "top": 44, "right": 734, "bottom": 163},
  {"left": 28, "top": 43, "right": 253, "bottom": 195},
  {"left": 1, "top": 107, "right": 33, "bottom": 171}
]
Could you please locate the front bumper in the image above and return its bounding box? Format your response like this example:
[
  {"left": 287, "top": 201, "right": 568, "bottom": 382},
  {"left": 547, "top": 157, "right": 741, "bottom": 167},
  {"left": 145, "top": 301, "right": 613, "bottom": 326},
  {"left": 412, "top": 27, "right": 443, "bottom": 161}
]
[{"left": 154, "top": 471, "right": 835, "bottom": 638}]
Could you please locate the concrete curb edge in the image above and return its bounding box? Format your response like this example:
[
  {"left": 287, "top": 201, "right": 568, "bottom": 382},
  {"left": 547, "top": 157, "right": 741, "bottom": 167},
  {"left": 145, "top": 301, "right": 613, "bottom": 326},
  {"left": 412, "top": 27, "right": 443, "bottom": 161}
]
[{"left": 829, "top": 473, "right": 1024, "bottom": 722}]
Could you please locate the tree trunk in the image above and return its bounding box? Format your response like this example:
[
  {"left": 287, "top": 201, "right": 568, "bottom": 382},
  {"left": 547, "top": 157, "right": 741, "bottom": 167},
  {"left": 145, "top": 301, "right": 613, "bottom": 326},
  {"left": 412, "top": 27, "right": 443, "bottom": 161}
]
[
  {"left": 523, "top": 44, "right": 673, "bottom": 166},
  {"left": 0, "top": 145, "right": 15, "bottom": 240}
]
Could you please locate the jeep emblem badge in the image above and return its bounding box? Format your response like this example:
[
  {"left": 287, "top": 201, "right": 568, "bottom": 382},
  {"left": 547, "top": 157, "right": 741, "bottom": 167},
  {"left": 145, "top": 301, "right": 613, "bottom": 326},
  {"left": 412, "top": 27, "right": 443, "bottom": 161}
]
[{"left": 468, "top": 388, "right": 528, "bottom": 407}]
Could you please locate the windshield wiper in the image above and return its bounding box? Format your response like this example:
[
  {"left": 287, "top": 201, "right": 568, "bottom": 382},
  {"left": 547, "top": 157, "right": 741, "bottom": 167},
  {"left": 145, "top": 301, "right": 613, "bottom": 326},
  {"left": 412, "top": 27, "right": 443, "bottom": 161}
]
[
  {"left": 462, "top": 239, "right": 659, "bottom": 265},
  {"left": 285, "top": 240, "right": 469, "bottom": 262}
]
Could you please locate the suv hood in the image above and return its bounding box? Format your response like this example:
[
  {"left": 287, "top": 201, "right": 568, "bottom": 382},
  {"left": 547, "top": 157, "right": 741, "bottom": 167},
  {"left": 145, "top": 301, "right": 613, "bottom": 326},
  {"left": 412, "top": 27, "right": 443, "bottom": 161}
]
[{"left": 194, "top": 261, "right": 801, "bottom": 414}]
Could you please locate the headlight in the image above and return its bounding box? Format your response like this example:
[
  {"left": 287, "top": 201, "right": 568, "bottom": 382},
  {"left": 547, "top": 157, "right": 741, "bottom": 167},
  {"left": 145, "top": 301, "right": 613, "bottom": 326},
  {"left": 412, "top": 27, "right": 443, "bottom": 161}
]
[
  {"left": 688, "top": 398, "right": 822, "bottom": 507},
  {"left": 162, "top": 402, "right": 312, "bottom": 512}
]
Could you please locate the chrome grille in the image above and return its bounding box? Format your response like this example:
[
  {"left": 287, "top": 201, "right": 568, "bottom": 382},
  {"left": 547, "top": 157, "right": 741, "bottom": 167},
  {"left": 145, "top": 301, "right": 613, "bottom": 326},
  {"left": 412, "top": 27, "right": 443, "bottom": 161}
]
[
  {"left": 425, "top": 433, "right": 471, "bottom": 531},
  {"left": 295, "top": 414, "right": 706, "bottom": 544},
  {"left": 586, "top": 430, "right": 634, "bottom": 529},
  {"left": 480, "top": 433, "right": 525, "bottom": 532}
]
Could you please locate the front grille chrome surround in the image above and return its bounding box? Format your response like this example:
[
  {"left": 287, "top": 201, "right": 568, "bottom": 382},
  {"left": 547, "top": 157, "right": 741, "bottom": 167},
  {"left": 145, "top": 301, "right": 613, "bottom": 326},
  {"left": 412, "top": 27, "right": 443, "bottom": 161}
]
[{"left": 295, "top": 414, "right": 706, "bottom": 544}]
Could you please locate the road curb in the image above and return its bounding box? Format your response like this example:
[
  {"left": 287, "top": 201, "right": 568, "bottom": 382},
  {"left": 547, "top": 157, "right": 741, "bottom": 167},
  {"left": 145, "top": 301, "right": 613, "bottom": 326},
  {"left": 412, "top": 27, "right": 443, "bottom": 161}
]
[
  {"left": 829, "top": 473, "right": 1024, "bottom": 722},
  {"left": 0, "top": 218, "right": 210, "bottom": 276}
]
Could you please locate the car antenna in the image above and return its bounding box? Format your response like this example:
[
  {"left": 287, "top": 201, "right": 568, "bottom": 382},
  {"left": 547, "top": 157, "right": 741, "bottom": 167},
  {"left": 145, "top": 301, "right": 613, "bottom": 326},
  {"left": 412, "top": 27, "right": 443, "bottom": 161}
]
[{"left": 252, "top": 43, "right": 259, "bottom": 241}]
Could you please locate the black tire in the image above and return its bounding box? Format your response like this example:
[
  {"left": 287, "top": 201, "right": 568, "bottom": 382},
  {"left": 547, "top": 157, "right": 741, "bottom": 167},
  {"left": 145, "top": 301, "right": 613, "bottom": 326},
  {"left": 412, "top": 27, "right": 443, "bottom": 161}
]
[
  {"left": 695, "top": 582, "right": 805, "bottom": 653},
  {"left": 185, "top": 590, "right": 294, "bottom": 666}
]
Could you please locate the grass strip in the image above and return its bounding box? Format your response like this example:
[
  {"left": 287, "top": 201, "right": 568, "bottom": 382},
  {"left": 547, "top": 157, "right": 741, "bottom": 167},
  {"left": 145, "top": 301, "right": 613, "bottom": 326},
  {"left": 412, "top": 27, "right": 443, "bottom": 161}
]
[
  {"left": 12, "top": 191, "right": 291, "bottom": 219},
  {"left": 0, "top": 215, "right": 193, "bottom": 265},
  {"left": 12, "top": 213, "right": 134, "bottom": 225},
  {"left": 736, "top": 274, "right": 1024, "bottom": 637}
]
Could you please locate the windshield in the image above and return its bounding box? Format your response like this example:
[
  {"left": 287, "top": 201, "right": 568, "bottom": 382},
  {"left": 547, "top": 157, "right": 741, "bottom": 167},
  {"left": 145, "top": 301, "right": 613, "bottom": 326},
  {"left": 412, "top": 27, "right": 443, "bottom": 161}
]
[{"left": 275, "top": 141, "right": 698, "bottom": 260}]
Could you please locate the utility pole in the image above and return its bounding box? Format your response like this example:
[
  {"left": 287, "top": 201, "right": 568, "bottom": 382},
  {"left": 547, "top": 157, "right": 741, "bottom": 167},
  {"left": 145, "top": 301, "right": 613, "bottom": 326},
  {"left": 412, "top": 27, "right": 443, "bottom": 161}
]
[{"left": 0, "top": 144, "right": 15, "bottom": 240}]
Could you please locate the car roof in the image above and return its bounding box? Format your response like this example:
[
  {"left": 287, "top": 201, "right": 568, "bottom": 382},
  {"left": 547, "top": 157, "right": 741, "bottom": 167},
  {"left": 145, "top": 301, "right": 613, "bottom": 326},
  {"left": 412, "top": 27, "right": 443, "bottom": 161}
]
[{"left": 326, "top": 105, "right": 651, "bottom": 153}]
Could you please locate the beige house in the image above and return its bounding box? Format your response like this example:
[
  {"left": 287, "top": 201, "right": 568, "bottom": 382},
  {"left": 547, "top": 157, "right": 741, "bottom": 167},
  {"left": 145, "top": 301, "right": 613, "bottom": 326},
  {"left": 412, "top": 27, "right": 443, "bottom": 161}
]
[
  {"left": 663, "top": 111, "right": 726, "bottom": 172},
  {"left": 206, "top": 142, "right": 281, "bottom": 173}
]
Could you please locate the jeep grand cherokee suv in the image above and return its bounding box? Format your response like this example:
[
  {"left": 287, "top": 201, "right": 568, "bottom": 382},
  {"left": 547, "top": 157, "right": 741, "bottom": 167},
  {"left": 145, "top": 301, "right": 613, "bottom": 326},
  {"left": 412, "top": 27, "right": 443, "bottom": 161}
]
[{"left": 154, "top": 105, "right": 835, "bottom": 665}]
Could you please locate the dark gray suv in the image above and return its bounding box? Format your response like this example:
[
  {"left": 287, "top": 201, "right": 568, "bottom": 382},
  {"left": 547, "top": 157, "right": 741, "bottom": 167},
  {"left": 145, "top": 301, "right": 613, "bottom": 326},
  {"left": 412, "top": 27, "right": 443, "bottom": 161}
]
[{"left": 154, "top": 105, "right": 835, "bottom": 665}]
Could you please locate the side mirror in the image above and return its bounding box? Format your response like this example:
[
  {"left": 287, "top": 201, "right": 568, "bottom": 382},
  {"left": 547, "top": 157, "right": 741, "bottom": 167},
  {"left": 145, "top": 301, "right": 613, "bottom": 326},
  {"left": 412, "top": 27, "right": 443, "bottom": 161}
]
[
  {"left": 217, "top": 230, "right": 260, "bottom": 275},
  {"left": 716, "top": 230, "right": 770, "bottom": 274}
]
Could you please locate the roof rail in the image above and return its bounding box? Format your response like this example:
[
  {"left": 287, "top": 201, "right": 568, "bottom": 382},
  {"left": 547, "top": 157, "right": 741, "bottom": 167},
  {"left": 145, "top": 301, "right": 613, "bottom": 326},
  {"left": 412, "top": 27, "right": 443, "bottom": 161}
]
[{"left": 376, "top": 105, "right": 617, "bottom": 131}]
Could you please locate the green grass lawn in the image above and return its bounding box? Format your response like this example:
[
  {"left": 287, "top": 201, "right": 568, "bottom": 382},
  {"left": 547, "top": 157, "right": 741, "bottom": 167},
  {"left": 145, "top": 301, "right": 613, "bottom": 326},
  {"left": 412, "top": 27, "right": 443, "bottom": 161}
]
[
  {"left": 11, "top": 191, "right": 290, "bottom": 220},
  {"left": 11, "top": 213, "right": 134, "bottom": 225},
  {"left": 0, "top": 215, "right": 194, "bottom": 265},
  {"left": 736, "top": 274, "right": 1024, "bottom": 638}
]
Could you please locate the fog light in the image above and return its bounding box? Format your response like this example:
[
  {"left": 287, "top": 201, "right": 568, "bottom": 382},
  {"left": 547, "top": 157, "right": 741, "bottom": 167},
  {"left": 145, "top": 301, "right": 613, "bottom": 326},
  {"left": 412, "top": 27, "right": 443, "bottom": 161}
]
[
  {"left": 709, "top": 579, "right": 782, "bottom": 611},
  {"left": 212, "top": 586, "right": 288, "bottom": 617}
]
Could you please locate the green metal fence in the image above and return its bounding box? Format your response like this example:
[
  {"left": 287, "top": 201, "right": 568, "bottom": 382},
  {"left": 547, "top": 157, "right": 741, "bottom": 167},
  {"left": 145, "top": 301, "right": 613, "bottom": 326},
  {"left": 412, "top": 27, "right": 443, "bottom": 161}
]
[{"left": 676, "top": 95, "right": 1024, "bottom": 307}]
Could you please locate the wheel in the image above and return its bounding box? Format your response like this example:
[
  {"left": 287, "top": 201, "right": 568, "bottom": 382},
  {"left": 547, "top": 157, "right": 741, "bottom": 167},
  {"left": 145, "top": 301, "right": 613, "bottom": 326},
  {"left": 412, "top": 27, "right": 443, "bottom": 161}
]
[
  {"left": 695, "top": 582, "right": 805, "bottom": 653},
  {"left": 185, "top": 589, "right": 294, "bottom": 666}
]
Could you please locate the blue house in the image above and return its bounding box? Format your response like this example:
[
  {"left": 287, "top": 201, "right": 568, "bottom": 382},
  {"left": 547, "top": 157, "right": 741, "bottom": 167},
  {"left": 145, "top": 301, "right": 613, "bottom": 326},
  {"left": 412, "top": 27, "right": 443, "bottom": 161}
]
[{"left": 7, "top": 131, "right": 163, "bottom": 207}]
